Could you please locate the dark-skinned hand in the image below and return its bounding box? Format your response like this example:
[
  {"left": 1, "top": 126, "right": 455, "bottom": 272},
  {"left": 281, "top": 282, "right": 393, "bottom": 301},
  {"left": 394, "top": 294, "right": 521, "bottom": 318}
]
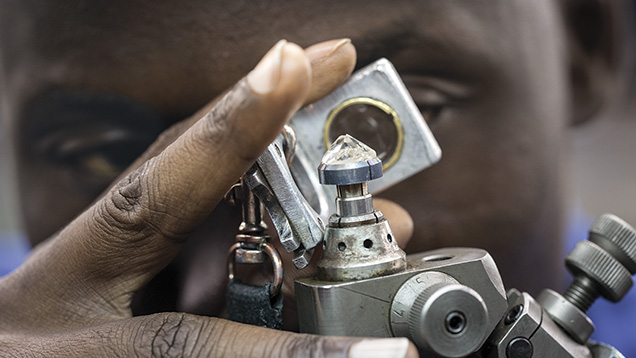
[{"left": 0, "top": 39, "right": 417, "bottom": 357}]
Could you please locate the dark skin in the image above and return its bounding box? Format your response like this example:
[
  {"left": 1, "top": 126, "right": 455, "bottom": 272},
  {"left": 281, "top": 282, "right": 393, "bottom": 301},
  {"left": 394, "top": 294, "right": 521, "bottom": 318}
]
[{"left": 0, "top": 0, "right": 624, "bottom": 356}]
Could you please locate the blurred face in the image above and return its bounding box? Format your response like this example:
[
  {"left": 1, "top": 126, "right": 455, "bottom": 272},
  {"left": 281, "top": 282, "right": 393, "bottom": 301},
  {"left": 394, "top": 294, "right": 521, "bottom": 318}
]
[{"left": 1, "top": 0, "right": 569, "bottom": 304}]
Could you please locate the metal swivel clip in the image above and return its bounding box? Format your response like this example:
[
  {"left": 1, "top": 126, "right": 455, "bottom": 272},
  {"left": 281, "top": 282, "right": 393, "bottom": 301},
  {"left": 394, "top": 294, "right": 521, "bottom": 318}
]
[{"left": 225, "top": 177, "right": 283, "bottom": 297}]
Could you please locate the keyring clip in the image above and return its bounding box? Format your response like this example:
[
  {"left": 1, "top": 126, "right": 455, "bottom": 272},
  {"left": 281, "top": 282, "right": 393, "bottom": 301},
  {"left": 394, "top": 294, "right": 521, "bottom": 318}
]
[{"left": 227, "top": 241, "right": 283, "bottom": 297}]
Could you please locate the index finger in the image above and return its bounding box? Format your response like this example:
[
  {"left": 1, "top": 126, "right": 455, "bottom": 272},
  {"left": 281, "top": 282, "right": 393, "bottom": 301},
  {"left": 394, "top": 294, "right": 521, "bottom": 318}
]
[
  {"left": 104, "top": 39, "right": 356, "bottom": 194},
  {"left": 9, "top": 40, "right": 312, "bottom": 317}
]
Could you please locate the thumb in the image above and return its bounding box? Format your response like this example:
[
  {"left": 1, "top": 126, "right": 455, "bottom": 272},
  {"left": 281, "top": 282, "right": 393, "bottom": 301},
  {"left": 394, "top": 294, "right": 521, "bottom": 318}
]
[{"left": 8, "top": 314, "right": 419, "bottom": 358}]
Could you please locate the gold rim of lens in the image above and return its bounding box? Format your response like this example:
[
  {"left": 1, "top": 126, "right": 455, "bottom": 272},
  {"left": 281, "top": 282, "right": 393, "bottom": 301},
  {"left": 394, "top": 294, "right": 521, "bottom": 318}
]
[{"left": 323, "top": 97, "right": 404, "bottom": 171}]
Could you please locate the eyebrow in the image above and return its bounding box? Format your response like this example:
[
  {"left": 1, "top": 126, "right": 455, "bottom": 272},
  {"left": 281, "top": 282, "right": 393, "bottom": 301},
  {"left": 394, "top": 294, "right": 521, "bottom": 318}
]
[
  {"left": 352, "top": 14, "right": 499, "bottom": 86},
  {"left": 352, "top": 24, "right": 419, "bottom": 69},
  {"left": 23, "top": 88, "right": 164, "bottom": 137}
]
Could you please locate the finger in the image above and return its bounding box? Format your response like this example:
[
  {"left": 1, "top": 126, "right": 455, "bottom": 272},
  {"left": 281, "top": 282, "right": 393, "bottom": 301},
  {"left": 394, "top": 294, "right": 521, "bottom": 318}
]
[
  {"left": 6, "top": 41, "right": 311, "bottom": 317},
  {"left": 111, "top": 38, "right": 356, "bottom": 184},
  {"left": 0, "top": 314, "right": 418, "bottom": 358},
  {"left": 374, "top": 198, "right": 414, "bottom": 248},
  {"left": 84, "top": 41, "right": 309, "bottom": 286},
  {"left": 304, "top": 38, "right": 356, "bottom": 104}
]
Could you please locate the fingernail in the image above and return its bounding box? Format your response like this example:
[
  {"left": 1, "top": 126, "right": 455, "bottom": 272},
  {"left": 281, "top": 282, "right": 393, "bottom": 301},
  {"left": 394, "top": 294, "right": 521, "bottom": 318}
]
[
  {"left": 348, "top": 338, "right": 413, "bottom": 358},
  {"left": 247, "top": 39, "right": 287, "bottom": 95},
  {"left": 305, "top": 38, "right": 352, "bottom": 62}
]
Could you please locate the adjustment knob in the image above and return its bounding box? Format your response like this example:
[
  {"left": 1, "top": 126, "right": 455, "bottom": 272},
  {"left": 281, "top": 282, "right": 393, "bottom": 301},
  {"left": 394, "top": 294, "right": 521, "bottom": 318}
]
[
  {"left": 563, "top": 214, "right": 636, "bottom": 311},
  {"left": 538, "top": 214, "right": 636, "bottom": 344},
  {"left": 565, "top": 240, "right": 632, "bottom": 304},
  {"left": 589, "top": 214, "right": 636, "bottom": 274},
  {"left": 391, "top": 272, "right": 488, "bottom": 357}
]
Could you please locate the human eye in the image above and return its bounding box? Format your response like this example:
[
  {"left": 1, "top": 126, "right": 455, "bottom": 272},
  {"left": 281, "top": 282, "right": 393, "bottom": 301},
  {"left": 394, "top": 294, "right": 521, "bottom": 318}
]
[
  {"left": 406, "top": 87, "right": 445, "bottom": 127},
  {"left": 24, "top": 90, "right": 162, "bottom": 195},
  {"left": 402, "top": 75, "right": 475, "bottom": 129},
  {"left": 35, "top": 125, "right": 156, "bottom": 193}
]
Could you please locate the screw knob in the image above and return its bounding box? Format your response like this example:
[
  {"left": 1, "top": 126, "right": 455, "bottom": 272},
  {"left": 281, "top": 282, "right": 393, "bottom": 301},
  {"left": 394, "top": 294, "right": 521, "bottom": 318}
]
[
  {"left": 565, "top": 240, "right": 632, "bottom": 304},
  {"left": 589, "top": 214, "right": 636, "bottom": 274},
  {"left": 391, "top": 272, "right": 488, "bottom": 357},
  {"left": 539, "top": 214, "right": 636, "bottom": 344},
  {"left": 563, "top": 214, "right": 636, "bottom": 310}
]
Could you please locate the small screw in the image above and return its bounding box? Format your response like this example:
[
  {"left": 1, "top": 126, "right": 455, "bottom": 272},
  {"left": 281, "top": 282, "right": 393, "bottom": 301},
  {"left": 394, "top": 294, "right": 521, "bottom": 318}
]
[
  {"left": 445, "top": 311, "right": 466, "bottom": 334},
  {"left": 506, "top": 337, "right": 533, "bottom": 358},
  {"left": 504, "top": 304, "right": 523, "bottom": 325}
]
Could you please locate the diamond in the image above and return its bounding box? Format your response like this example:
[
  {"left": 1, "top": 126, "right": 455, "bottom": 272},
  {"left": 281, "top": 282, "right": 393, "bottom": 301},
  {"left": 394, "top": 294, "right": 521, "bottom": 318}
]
[{"left": 321, "top": 134, "right": 378, "bottom": 165}]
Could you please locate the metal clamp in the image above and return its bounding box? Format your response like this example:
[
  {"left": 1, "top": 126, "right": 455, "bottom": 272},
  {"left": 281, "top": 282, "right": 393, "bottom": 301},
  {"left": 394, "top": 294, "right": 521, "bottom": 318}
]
[
  {"left": 245, "top": 133, "right": 325, "bottom": 269},
  {"left": 227, "top": 241, "right": 283, "bottom": 297}
]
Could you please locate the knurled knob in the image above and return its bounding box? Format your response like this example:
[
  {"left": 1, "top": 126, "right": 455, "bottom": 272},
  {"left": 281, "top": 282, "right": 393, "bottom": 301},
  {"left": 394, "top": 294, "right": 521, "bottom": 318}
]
[
  {"left": 543, "top": 214, "right": 636, "bottom": 343},
  {"left": 565, "top": 240, "right": 632, "bottom": 307},
  {"left": 588, "top": 214, "right": 636, "bottom": 274},
  {"left": 407, "top": 282, "right": 488, "bottom": 357}
]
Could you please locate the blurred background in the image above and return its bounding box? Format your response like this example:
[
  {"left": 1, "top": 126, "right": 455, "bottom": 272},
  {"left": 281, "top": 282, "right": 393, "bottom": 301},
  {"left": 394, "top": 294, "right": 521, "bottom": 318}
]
[
  {"left": 570, "top": 102, "right": 636, "bottom": 227},
  {"left": 0, "top": 136, "right": 18, "bottom": 233},
  {"left": 0, "top": 127, "right": 28, "bottom": 275},
  {"left": 0, "top": 2, "right": 634, "bottom": 353}
]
